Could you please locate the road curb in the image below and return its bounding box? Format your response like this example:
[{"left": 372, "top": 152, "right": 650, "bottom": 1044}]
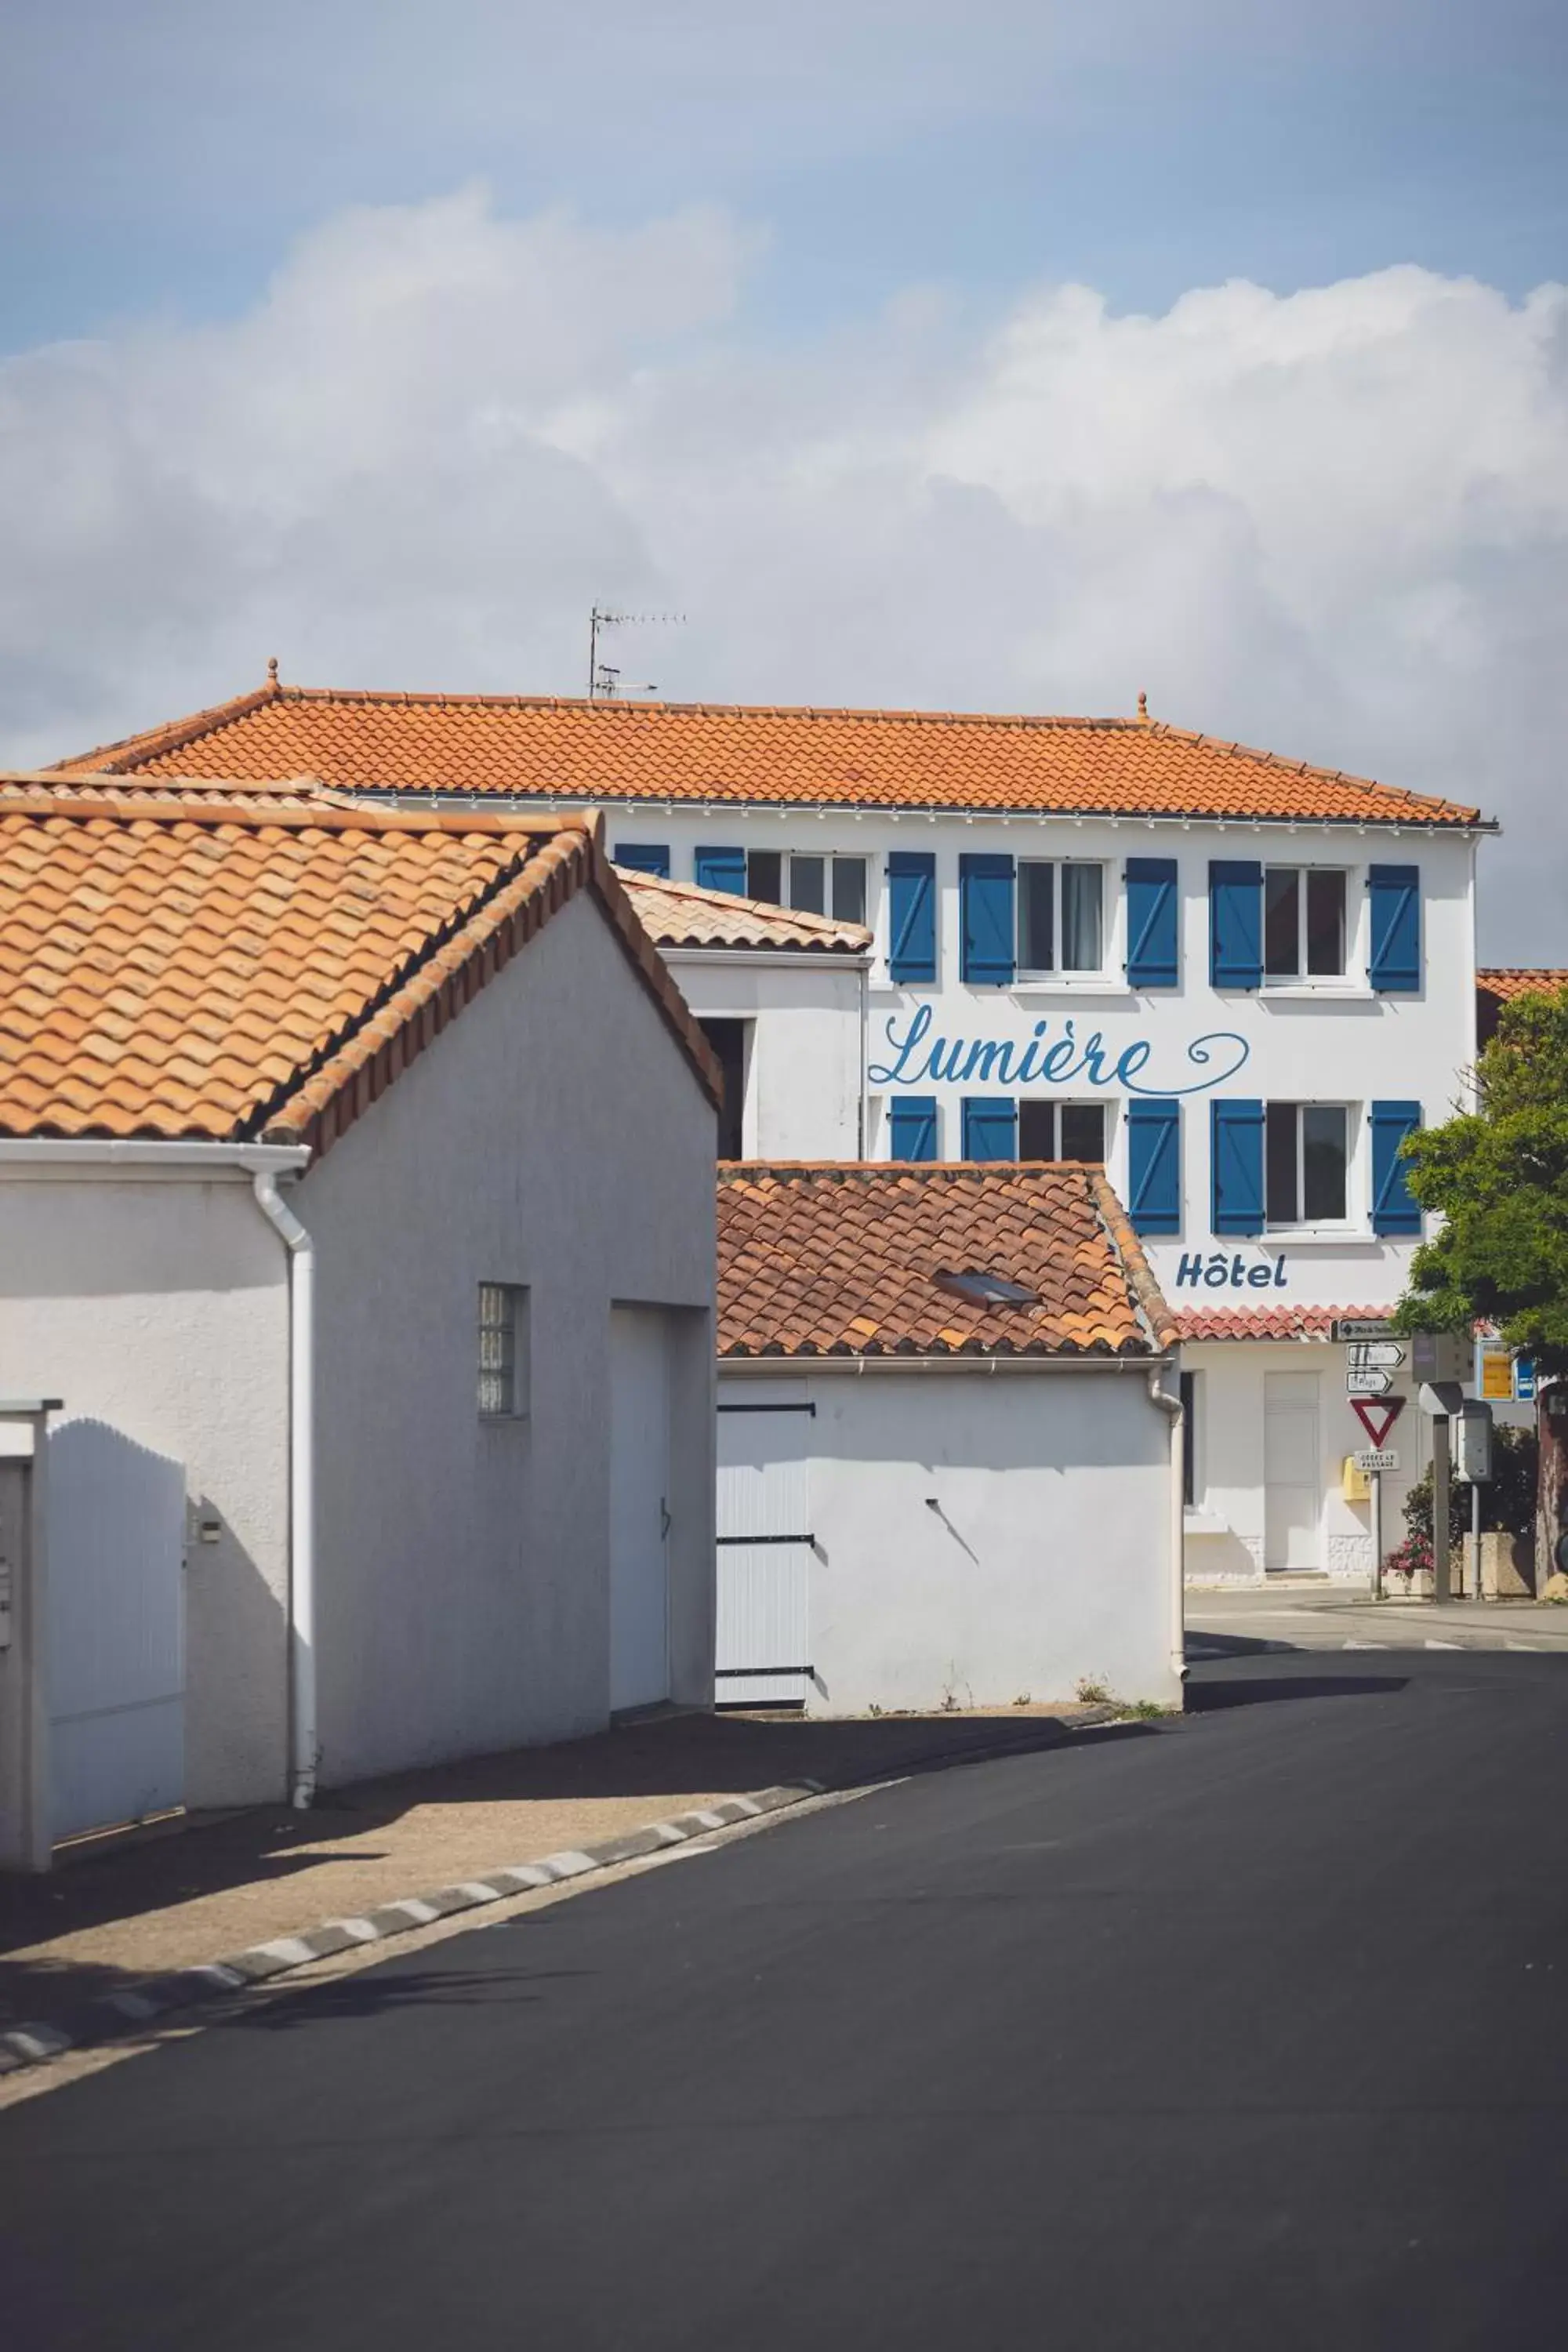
[
  {"left": 0, "top": 1711, "right": 1120, "bottom": 2080},
  {"left": 0, "top": 1782, "right": 821, "bottom": 2079}
]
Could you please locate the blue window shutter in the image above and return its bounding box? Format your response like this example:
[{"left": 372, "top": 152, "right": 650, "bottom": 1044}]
[
  {"left": 962, "top": 1097, "right": 1017, "bottom": 1162},
  {"left": 960, "top": 853, "right": 1015, "bottom": 985},
  {"left": 1209, "top": 860, "right": 1262, "bottom": 989},
  {"left": 614, "top": 842, "right": 670, "bottom": 878},
  {"left": 1371, "top": 1101, "right": 1422, "bottom": 1234},
  {"left": 1369, "top": 865, "right": 1421, "bottom": 993},
  {"left": 887, "top": 851, "right": 937, "bottom": 983},
  {"left": 889, "top": 1095, "right": 938, "bottom": 1163},
  {"left": 695, "top": 844, "right": 746, "bottom": 896},
  {"left": 1126, "top": 857, "right": 1179, "bottom": 989},
  {"left": 1211, "top": 1099, "right": 1265, "bottom": 1234},
  {"left": 1127, "top": 1099, "right": 1181, "bottom": 1235}
]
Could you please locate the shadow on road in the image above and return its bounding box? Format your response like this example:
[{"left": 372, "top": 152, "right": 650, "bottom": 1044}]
[{"left": 1185, "top": 1673, "right": 1409, "bottom": 1712}]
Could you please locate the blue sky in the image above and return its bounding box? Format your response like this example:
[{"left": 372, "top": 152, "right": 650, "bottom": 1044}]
[
  {"left": 5, "top": 1, "right": 1563, "bottom": 350},
  {"left": 2, "top": 2, "right": 1565, "bottom": 955}
]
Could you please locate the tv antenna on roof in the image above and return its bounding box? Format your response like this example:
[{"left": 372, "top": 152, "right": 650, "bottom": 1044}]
[{"left": 586, "top": 605, "right": 685, "bottom": 701}]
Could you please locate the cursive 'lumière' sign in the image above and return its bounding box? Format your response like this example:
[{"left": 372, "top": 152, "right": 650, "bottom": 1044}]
[{"left": 869, "top": 1007, "right": 1250, "bottom": 1097}]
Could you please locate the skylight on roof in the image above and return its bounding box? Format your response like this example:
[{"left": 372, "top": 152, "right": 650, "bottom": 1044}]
[{"left": 933, "top": 1269, "right": 1038, "bottom": 1308}]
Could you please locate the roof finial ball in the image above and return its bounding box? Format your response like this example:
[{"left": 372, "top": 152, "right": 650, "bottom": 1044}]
[
  {"left": 267, "top": 655, "right": 280, "bottom": 686},
  {"left": 1136, "top": 689, "right": 1149, "bottom": 722}
]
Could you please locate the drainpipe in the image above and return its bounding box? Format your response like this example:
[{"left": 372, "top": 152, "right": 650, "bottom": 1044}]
[
  {"left": 856, "top": 955, "right": 869, "bottom": 1158},
  {"left": 252, "top": 1174, "right": 318, "bottom": 1807},
  {"left": 1147, "top": 1366, "right": 1187, "bottom": 1694}
]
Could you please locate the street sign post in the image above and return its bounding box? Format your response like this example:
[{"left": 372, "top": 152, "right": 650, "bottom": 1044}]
[{"left": 1350, "top": 1398, "right": 1407, "bottom": 1598}]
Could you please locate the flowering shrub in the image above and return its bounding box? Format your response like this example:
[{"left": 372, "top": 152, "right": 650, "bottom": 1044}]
[{"left": 1383, "top": 1531, "right": 1432, "bottom": 1581}]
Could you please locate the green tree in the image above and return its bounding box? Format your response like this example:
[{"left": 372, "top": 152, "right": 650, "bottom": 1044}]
[{"left": 1393, "top": 984, "right": 1568, "bottom": 1589}]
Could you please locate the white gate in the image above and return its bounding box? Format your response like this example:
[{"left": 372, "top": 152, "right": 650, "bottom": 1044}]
[
  {"left": 716, "top": 1398, "right": 814, "bottom": 1707},
  {"left": 47, "top": 1419, "right": 185, "bottom": 1841}
]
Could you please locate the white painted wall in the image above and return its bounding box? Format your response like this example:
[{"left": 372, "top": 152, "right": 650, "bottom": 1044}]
[
  {"left": 302, "top": 887, "right": 717, "bottom": 1786},
  {"left": 718, "top": 1368, "right": 1179, "bottom": 1711},
  {"left": 1181, "top": 1338, "right": 1425, "bottom": 1584},
  {"left": 0, "top": 1173, "right": 289, "bottom": 1805},
  {"left": 665, "top": 953, "right": 865, "bottom": 1159}
]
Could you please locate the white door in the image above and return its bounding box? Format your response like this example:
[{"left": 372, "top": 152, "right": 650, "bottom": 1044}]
[
  {"left": 716, "top": 1398, "right": 813, "bottom": 1706},
  {"left": 1264, "top": 1372, "right": 1323, "bottom": 1573},
  {"left": 47, "top": 1418, "right": 186, "bottom": 1841},
  {"left": 609, "top": 1307, "right": 672, "bottom": 1712}
]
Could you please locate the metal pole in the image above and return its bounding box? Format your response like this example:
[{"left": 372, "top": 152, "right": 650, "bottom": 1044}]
[
  {"left": 1432, "top": 1414, "right": 1452, "bottom": 1604},
  {"left": 587, "top": 607, "right": 599, "bottom": 701},
  {"left": 1370, "top": 1468, "right": 1383, "bottom": 1601},
  {"left": 1471, "top": 1477, "right": 1483, "bottom": 1601}
]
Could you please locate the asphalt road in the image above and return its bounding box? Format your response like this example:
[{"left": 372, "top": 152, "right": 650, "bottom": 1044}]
[{"left": 5, "top": 1651, "right": 1568, "bottom": 2351}]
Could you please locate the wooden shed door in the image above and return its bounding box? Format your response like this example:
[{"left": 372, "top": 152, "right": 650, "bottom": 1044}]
[{"left": 716, "top": 1398, "right": 813, "bottom": 1708}]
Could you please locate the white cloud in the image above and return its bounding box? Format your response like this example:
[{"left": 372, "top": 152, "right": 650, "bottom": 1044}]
[{"left": 2, "top": 186, "right": 1564, "bottom": 956}]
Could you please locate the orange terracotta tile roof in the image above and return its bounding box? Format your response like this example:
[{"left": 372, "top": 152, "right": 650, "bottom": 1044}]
[
  {"left": 54, "top": 673, "right": 1484, "bottom": 829},
  {"left": 616, "top": 868, "right": 872, "bottom": 954},
  {"left": 0, "top": 768, "right": 332, "bottom": 808},
  {"left": 717, "top": 1162, "right": 1178, "bottom": 1359},
  {"left": 1176, "top": 1304, "right": 1388, "bottom": 1341},
  {"left": 0, "top": 790, "right": 719, "bottom": 1152},
  {"left": 1477, "top": 968, "right": 1568, "bottom": 1005}
]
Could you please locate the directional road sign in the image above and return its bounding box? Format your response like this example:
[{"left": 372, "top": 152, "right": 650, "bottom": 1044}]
[
  {"left": 1347, "top": 1370, "right": 1393, "bottom": 1397},
  {"left": 1348, "top": 1341, "right": 1405, "bottom": 1370},
  {"left": 1334, "top": 1318, "right": 1396, "bottom": 1341}
]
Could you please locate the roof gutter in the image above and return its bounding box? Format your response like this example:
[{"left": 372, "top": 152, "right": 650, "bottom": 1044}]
[
  {"left": 0, "top": 1139, "right": 309, "bottom": 1177},
  {"left": 662, "top": 946, "right": 873, "bottom": 970},
  {"left": 718, "top": 1352, "right": 1174, "bottom": 1376},
  {"left": 347, "top": 786, "right": 1496, "bottom": 839}
]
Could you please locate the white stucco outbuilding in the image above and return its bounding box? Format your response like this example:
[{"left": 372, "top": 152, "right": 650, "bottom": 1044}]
[
  {"left": 0, "top": 779, "right": 719, "bottom": 1862},
  {"left": 713, "top": 1163, "right": 1185, "bottom": 1715}
]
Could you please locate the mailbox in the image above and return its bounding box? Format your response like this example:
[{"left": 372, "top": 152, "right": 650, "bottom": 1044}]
[{"left": 1454, "top": 1400, "right": 1494, "bottom": 1483}]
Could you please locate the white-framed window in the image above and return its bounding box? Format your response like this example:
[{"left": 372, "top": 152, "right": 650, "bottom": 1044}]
[
  {"left": 786, "top": 852, "right": 868, "bottom": 924},
  {"left": 1265, "top": 1103, "right": 1348, "bottom": 1225},
  {"left": 1017, "top": 859, "right": 1106, "bottom": 975},
  {"left": 477, "top": 1283, "right": 528, "bottom": 1418},
  {"left": 1264, "top": 867, "right": 1347, "bottom": 980},
  {"left": 746, "top": 849, "right": 868, "bottom": 923},
  {"left": 1018, "top": 1098, "right": 1107, "bottom": 1163}
]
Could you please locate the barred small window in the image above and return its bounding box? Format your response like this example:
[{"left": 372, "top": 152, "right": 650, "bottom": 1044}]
[{"left": 477, "top": 1283, "right": 527, "bottom": 1418}]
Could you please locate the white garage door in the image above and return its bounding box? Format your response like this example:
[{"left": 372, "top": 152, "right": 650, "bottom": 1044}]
[
  {"left": 609, "top": 1307, "right": 672, "bottom": 1713},
  {"left": 717, "top": 1397, "right": 814, "bottom": 1708}
]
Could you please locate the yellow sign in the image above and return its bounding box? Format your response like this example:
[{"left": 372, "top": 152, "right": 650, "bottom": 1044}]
[
  {"left": 1341, "top": 1454, "right": 1371, "bottom": 1502},
  {"left": 1480, "top": 1348, "right": 1514, "bottom": 1400}
]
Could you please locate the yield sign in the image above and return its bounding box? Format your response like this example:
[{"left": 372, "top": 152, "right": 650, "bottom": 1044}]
[{"left": 1352, "top": 1396, "right": 1405, "bottom": 1448}]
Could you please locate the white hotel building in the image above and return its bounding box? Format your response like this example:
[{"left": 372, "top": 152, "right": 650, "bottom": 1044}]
[{"left": 58, "top": 679, "right": 1491, "bottom": 1584}]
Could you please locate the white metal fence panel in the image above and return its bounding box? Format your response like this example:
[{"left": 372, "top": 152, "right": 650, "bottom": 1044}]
[
  {"left": 717, "top": 1401, "right": 813, "bottom": 1705},
  {"left": 47, "top": 1418, "right": 185, "bottom": 1841}
]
